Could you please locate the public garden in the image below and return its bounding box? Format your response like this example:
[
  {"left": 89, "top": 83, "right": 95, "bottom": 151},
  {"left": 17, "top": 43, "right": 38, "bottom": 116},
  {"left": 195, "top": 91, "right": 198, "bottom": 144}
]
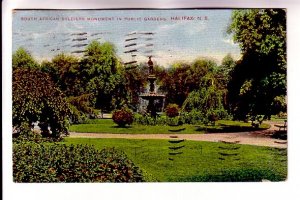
[{"left": 12, "top": 9, "right": 287, "bottom": 182}]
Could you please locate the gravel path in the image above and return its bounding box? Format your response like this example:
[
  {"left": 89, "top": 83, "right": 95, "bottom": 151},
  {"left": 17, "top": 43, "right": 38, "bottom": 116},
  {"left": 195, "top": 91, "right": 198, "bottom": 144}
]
[{"left": 69, "top": 122, "right": 287, "bottom": 148}]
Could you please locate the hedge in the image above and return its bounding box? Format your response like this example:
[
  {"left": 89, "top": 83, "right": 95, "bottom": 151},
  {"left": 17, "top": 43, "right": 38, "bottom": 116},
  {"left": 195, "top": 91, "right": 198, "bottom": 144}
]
[{"left": 13, "top": 142, "right": 144, "bottom": 182}]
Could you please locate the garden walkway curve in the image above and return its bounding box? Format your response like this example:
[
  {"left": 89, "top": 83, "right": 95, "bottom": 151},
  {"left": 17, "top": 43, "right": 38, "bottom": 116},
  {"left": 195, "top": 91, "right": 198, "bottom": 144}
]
[{"left": 69, "top": 122, "right": 287, "bottom": 149}]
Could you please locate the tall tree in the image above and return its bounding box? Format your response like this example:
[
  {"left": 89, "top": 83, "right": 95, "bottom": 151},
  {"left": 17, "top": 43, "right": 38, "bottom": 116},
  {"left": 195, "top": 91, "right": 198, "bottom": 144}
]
[
  {"left": 218, "top": 54, "right": 236, "bottom": 86},
  {"left": 81, "top": 41, "right": 123, "bottom": 112},
  {"left": 41, "top": 53, "right": 82, "bottom": 96},
  {"left": 227, "top": 9, "right": 286, "bottom": 120},
  {"left": 160, "top": 59, "right": 218, "bottom": 106},
  {"left": 12, "top": 47, "right": 39, "bottom": 70},
  {"left": 122, "top": 64, "right": 147, "bottom": 111},
  {"left": 41, "top": 54, "right": 96, "bottom": 123}
]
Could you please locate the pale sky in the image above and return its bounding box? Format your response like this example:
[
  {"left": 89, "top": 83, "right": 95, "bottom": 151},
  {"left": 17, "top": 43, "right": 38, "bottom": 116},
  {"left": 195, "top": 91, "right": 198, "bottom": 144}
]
[{"left": 13, "top": 9, "right": 241, "bottom": 67}]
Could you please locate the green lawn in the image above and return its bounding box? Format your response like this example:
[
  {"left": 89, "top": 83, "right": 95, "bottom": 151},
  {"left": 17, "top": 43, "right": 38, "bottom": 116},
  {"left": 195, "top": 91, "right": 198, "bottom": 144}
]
[
  {"left": 62, "top": 138, "right": 287, "bottom": 182},
  {"left": 270, "top": 115, "right": 287, "bottom": 122},
  {"left": 69, "top": 119, "right": 270, "bottom": 134}
]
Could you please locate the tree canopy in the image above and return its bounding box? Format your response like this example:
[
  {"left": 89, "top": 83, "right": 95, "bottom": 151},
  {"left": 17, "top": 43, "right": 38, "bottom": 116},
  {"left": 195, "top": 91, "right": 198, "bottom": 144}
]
[
  {"left": 12, "top": 47, "right": 39, "bottom": 70},
  {"left": 227, "top": 9, "right": 287, "bottom": 120},
  {"left": 13, "top": 68, "right": 70, "bottom": 138},
  {"left": 41, "top": 53, "right": 82, "bottom": 96},
  {"left": 160, "top": 59, "right": 219, "bottom": 106},
  {"left": 81, "top": 41, "right": 124, "bottom": 111}
]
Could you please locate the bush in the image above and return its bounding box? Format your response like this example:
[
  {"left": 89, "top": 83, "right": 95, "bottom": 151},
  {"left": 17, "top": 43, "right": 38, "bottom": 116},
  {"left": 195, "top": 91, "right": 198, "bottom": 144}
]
[
  {"left": 68, "top": 104, "right": 88, "bottom": 124},
  {"left": 134, "top": 114, "right": 168, "bottom": 126},
  {"left": 13, "top": 128, "right": 62, "bottom": 144},
  {"left": 112, "top": 107, "right": 134, "bottom": 127},
  {"left": 165, "top": 104, "right": 180, "bottom": 118},
  {"left": 67, "top": 94, "right": 97, "bottom": 124},
  {"left": 13, "top": 142, "right": 144, "bottom": 182},
  {"left": 180, "top": 110, "right": 204, "bottom": 125}
]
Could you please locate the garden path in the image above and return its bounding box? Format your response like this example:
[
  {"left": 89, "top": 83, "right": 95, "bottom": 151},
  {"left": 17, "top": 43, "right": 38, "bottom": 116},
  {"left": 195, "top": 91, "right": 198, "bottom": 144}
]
[{"left": 69, "top": 121, "right": 287, "bottom": 149}]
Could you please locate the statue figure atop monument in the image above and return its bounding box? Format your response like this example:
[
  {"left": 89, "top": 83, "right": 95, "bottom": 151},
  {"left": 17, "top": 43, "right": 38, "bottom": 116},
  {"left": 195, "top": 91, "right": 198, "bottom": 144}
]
[{"left": 148, "top": 56, "right": 153, "bottom": 74}]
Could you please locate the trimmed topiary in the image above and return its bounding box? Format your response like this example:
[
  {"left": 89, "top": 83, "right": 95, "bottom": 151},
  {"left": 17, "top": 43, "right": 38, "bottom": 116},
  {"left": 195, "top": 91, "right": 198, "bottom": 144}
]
[{"left": 112, "top": 107, "right": 134, "bottom": 127}]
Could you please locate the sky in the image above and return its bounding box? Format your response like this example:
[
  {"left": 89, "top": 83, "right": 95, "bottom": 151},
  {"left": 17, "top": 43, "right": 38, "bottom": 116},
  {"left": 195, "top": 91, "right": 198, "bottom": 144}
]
[{"left": 12, "top": 9, "right": 241, "bottom": 67}]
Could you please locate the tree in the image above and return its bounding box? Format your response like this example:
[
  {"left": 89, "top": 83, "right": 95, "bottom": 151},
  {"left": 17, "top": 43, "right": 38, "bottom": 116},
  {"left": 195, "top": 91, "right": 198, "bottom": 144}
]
[
  {"left": 227, "top": 9, "right": 286, "bottom": 121},
  {"left": 121, "top": 64, "right": 147, "bottom": 111},
  {"left": 218, "top": 54, "right": 236, "bottom": 86},
  {"left": 81, "top": 41, "right": 123, "bottom": 112},
  {"left": 13, "top": 68, "right": 70, "bottom": 138},
  {"left": 12, "top": 47, "right": 39, "bottom": 70},
  {"left": 41, "top": 54, "right": 97, "bottom": 123},
  {"left": 182, "top": 80, "right": 227, "bottom": 121},
  {"left": 41, "top": 53, "right": 83, "bottom": 96},
  {"left": 160, "top": 62, "right": 191, "bottom": 106},
  {"left": 160, "top": 59, "right": 218, "bottom": 106}
]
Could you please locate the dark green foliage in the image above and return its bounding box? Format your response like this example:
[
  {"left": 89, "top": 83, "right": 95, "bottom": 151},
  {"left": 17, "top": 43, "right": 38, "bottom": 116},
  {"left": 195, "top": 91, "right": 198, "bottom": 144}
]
[
  {"left": 207, "top": 112, "right": 218, "bottom": 125},
  {"left": 134, "top": 114, "right": 161, "bottom": 126},
  {"left": 13, "top": 142, "right": 144, "bottom": 182},
  {"left": 81, "top": 41, "right": 125, "bottom": 112},
  {"left": 67, "top": 94, "right": 97, "bottom": 124},
  {"left": 227, "top": 9, "right": 287, "bottom": 120},
  {"left": 179, "top": 110, "right": 203, "bottom": 124},
  {"left": 182, "top": 84, "right": 228, "bottom": 124},
  {"left": 182, "top": 88, "right": 222, "bottom": 112},
  {"left": 41, "top": 53, "right": 100, "bottom": 122},
  {"left": 122, "top": 64, "right": 148, "bottom": 111},
  {"left": 41, "top": 54, "right": 83, "bottom": 97},
  {"left": 112, "top": 107, "right": 134, "bottom": 127},
  {"left": 160, "top": 60, "right": 217, "bottom": 106},
  {"left": 134, "top": 113, "right": 198, "bottom": 126},
  {"left": 13, "top": 129, "right": 62, "bottom": 144},
  {"left": 165, "top": 104, "right": 180, "bottom": 118},
  {"left": 13, "top": 68, "right": 70, "bottom": 138},
  {"left": 219, "top": 54, "right": 236, "bottom": 83}
]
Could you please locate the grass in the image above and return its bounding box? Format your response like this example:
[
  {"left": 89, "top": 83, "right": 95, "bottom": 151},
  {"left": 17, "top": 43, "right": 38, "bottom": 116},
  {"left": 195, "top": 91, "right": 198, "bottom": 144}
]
[
  {"left": 270, "top": 115, "right": 287, "bottom": 122},
  {"left": 61, "top": 138, "right": 287, "bottom": 182},
  {"left": 69, "top": 119, "right": 270, "bottom": 134}
]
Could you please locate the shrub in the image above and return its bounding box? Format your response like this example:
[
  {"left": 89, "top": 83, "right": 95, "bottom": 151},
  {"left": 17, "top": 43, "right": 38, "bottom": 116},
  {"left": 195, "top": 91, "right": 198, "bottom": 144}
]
[
  {"left": 165, "top": 104, "right": 180, "bottom": 118},
  {"left": 68, "top": 104, "right": 88, "bottom": 124},
  {"left": 67, "top": 94, "right": 97, "bottom": 124},
  {"left": 112, "top": 107, "right": 134, "bottom": 127},
  {"left": 134, "top": 114, "right": 168, "bottom": 126},
  {"left": 180, "top": 110, "right": 204, "bottom": 125},
  {"left": 13, "top": 143, "right": 144, "bottom": 182},
  {"left": 207, "top": 110, "right": 219, "bottom": 125},
  {"left": 166, "top": 116, "right": 181, "bottom": 126},
  {"left": 155, "top": 115, "right": 168, "bottom": 125},
  {"left": 13, "top": 127, "right": 63, "bottom": 144}
]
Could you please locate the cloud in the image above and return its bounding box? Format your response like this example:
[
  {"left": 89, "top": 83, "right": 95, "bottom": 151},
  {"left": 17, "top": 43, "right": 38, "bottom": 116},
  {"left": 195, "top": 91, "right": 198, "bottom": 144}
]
[
  {"left": 155, "top": 20, "right": 207, "bottom": 36},
  {"left": 185, "top": 22, "right": 207, "bottom": 35},
  {"left": 222, "top": 38, "right": 238, "bottom": 46}
]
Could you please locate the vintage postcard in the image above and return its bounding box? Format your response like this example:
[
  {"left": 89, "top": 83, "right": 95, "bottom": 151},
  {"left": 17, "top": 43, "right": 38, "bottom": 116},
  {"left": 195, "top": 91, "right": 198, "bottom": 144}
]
[{"left": 11, "top": 8, "right": 287, "bottom": 184}]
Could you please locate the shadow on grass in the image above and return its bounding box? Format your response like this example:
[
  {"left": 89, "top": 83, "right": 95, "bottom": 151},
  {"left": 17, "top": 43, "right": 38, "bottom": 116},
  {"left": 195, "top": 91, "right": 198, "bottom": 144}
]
[
  {"left": 110, "top": 125, "right": 134, "bottom": 129},
  {"left": 271, "top": 130, "right": 287, "bottom": 140},
  {"left": 195, "top": 124, "right": 268, "bottom": 133}
]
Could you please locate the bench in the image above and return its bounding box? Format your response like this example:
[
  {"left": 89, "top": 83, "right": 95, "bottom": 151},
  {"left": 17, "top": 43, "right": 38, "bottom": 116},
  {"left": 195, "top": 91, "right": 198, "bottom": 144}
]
[{"left": 274, "top": 120, "right": 287, "bottom": 131}]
